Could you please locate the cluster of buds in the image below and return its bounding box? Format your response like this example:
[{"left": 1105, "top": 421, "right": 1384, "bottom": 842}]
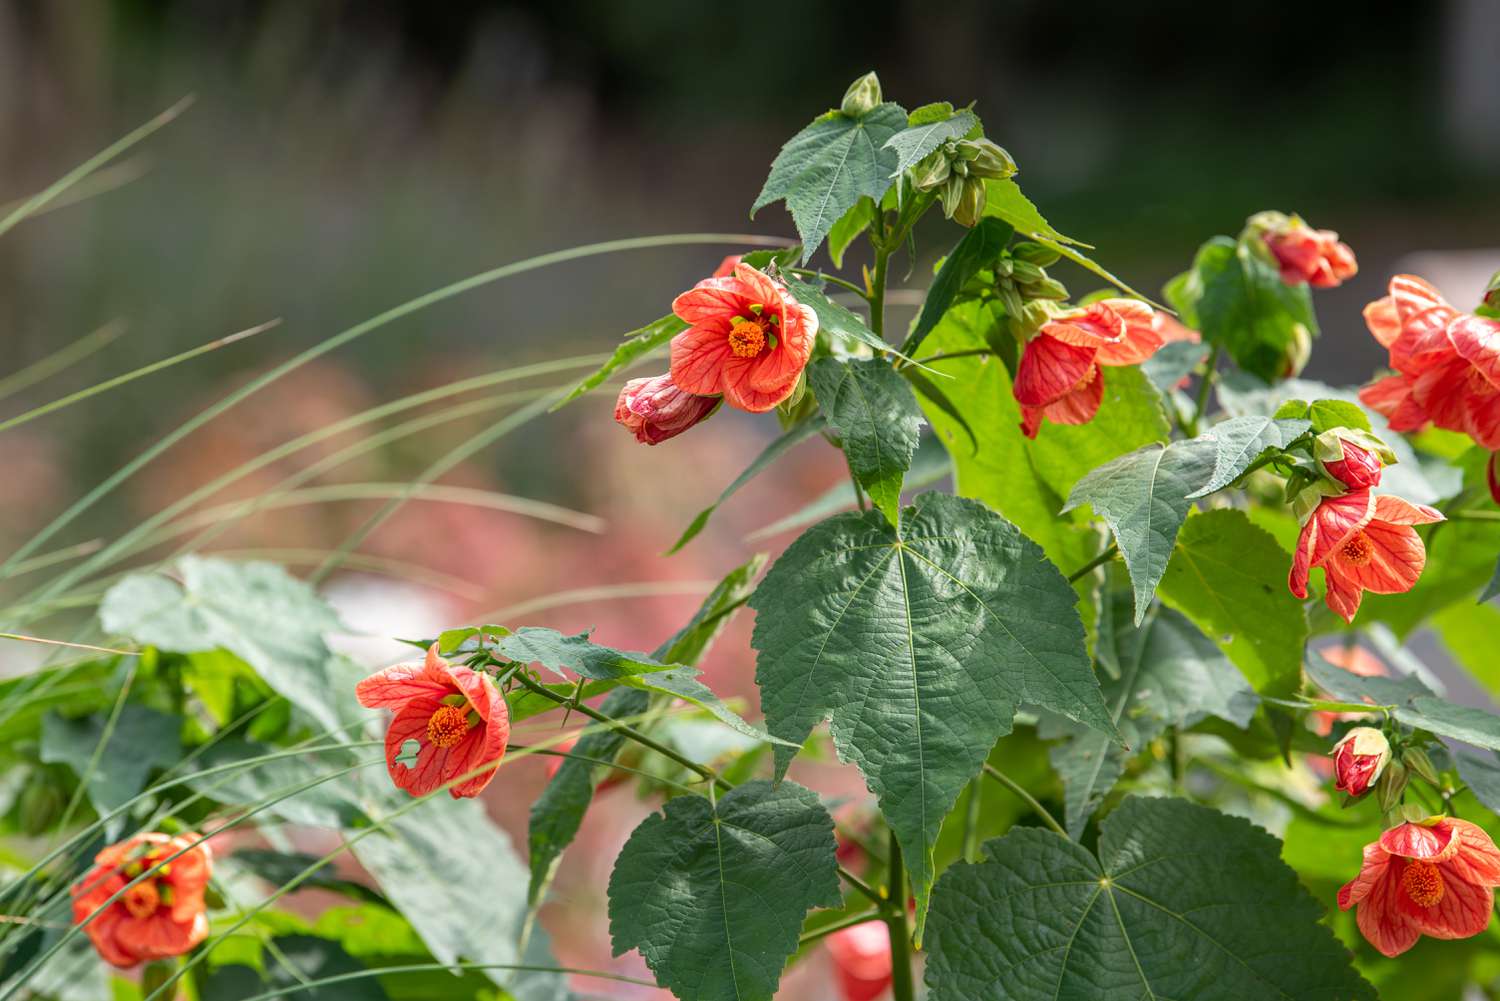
[
  {"left": 992, "top": 242, "right": 1068, "bottom": 339},
  {"left": 910, "top": 137, "right": 1017, "bottom": 227},
  {"left": 1329, "top": 724, "right": 1442, "bottom": 816}
]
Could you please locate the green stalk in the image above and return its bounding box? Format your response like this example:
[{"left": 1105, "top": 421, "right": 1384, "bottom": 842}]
[
  {"left": 0, "top": 323, "right": 125, "bottom": 404},
  {"left": 983, "top": 763, "right": 1067, "bottom": 838},
  {"left": 884, "top": 829, "right": 915, "bottom": 1001}
]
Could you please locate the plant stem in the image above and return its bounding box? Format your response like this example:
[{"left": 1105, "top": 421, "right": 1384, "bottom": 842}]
[
  {"left": 787, "top": 268, "right": 867, "bottom": 298},
  {"left": 983, "top": 763, "right": 1068, "bottom": 839},
  {"left": 798, "top": 908, "right": 882, "bottom": 946},
  {"left": 870, "top": 247, "right": 891, "bottom": 342},
  {"left": 961, "top": 776, "right": 983, "bottom": 863},
  {"left": 1451, "top": 510, "right": 1500, "bottom": 522},
  {"left": 1185, "top": 344, "right": 1221, "bottom": 437},
  {"left": 850, "top": 468, "right": 869, "bottom": 513},
  {"left": 1169, "top": 727, "right": 1186, "bottom": 796},
  {"left": 511, "top": 672, "right": 727, "bottom": 791},
  {"left": 1067, "top": 544, "right": 1119, "bottom": 583},
  {"left": 838, "top": 866, "right": 884, "bottom": 907},
  {"left": 884, "top": 830, "right": 915, "bottom": 1001},
  {"left": 913, "top": 347, "right": 992, "bottom": 366}
]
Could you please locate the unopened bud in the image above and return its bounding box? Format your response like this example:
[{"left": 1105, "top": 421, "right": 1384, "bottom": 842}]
[
  {"left": 958, "top": 138, "right": 1018, "bottom": 180},
  {"left": 1375, "top": 758, "right": 1408, "bottom": 812},
  {"left": 840, "top": 72, "right": 882, "bottom": 119},
  {"left": 939, "top": 175, "right": 966, "bottom": 221},
  {"left": 1011, "top": 242, "right": 1062, "bottom": 267},
  {"left": 1278, "top": 324, "right": 1313, "bottom": 379},
  {"left": 1025, "top": 277, "right": 1070, "bottom": 301},
  {"left": 1314, "top": 427, "right": 1396, "bottom": 490},
  {"left": 952, "top": 177, "right": 986, "bottom": 228},
  {"left": 1332, "top": 727, "right": 1392, "bottom": 796},
  {"left": 1482, "top": 270, "right": 1500, "bottom": 317},
  {"left": 1403, "top": 747, "right": 1440, "bottom": 787},
  {"left": 1009, "top": 259, "right": 1046, "bottom": 284},
  {"left": 910, "top": 149, "right": 951, "bottom": 191}
]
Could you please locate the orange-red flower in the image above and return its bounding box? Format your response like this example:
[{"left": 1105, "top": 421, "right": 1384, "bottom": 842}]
[
  {"left": 669, "top": 262, "right": 817, "bottom": 413},
  {"left": 712, "top": 254, "right": 743, "bottom": 278},
  {"left": 1289, "top": 490, "right": 1444, "bottom": 623},
  {"left": 1330, "top": 727, "right": 1391, "bottom": 796},
  {"left": 71, "top": 832, "right": 211, "bottom": 968},
  {"left": 614, "top": 373, "right": 719, "bottom": 445},
  {"left": 1013, "top": 298, "right": 1163, "bottom": 438},
  {"left": 1263, "top": 217, "right": 1358, "bottom": 289},
  {"left": 826, "top": 919, "right": 891, "bottom": 1001},
  {"left": 1359, "top": 275, "right": 1500, "bottom": 450},
  {"left": 1339, "top": 817, "right": 1500, "bottom": 957},
  {"left": 356, "top": 643, "right": 509, "bottom": 799}
]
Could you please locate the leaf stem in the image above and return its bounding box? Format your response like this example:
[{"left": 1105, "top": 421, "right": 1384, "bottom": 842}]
[
  {"left": 1450, "top": 510, "right": 1500, "bottom": 522},
  {"left": 912, "top": 347, "right": 992, "bottom": 366},
  {"left": 839, "top": 866, "right": 884, "bottom": 906},
  {"left": 884, "top": 830, "right": 915, "bottom": 1001},
  {"left": 788, "top": 268, "right": 867, "bottom": 299},
  {"left": 799, "top": 908, "right": 882, "bottom": 946},
  {"left": 983, "top": 763, "right": 1068, "bottom": 839},
  {"left": 961, "top": 775, "right": 983, "bottom": 863},
  {"left": 511, "top": 671, "right": 728, "bottom": 792},
  {"left": 1185, "top": 343, "right": 1221, "bottom": 438},
  {"left": 1067, "top": 544, "right": 1119, "bottom": 584}
]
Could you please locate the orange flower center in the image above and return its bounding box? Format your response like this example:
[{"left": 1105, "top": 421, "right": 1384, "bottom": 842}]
[
  {"left": 1339, "top": 531, "right": 1373, "bottom": 566},
  {"left": 1402, "top": 860, "right": 1445, "bottom": 908},
  {"left": 122, "top": 880, "right": 160, "bottom": 919},
  {"left": 426, "top": 704, "right": 472, "bottom": 749},
  {"left": 728, "top": 319, "right": 768, "bottom": 358}
]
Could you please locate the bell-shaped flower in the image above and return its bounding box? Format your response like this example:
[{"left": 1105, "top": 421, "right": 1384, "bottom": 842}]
[{"left": 71, "top": 832, "right": 212, "bottom": 968}]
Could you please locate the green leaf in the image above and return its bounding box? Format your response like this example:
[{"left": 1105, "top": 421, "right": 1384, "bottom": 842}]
[
  {"left": 1186, "top": 415, "right": 1312, "bottom": 497},
  {"left": 883, "top": 109, "right": 979, "bottom": 176},
  {"left": 1483, "top": 555, "right": 1500, "bottom": 604},
  {"left": 608, "top": 779, "right": 839, "bottom": 1001},
  {"left": 1306, "top": 651, "right": 1500, "bottom": 751},
  {"left": 923, "top": 796, "right": 1375, "bottom": 1001},
  {"left": 753, "top": 103, "right": 908, "bottom": 262},
  {"left": 1156, "top": 509, "right": 1308, "bottom": 694},
  {"left": 551, "top": 313, "right": 688, "bottom": 410},
  {"left": 826, "top": 199, "right": 873, "bottom": 269},
  {"left": 1140, "top": 338, "right": 1207, "bottom": 395},
  {"left": 40, "top": 704, "right": 181, "bottom": 813},
  {"left": 1308, "top": 398, "right": 1372, "bottom": 434},
  {"left": 808, "top": 357, "right": 923, "bottom": 524},
  {"left": 669, "top": 415, "right": 826, "bottom": 554},
  {"left": 1191, "top": 236, "right": 1319, "bottom": 384},
  {"left": 1455, "top": 751, "right": 1500, "bottom": 814},
  {"left": 778, "top": 273, "right": 927, "bottom": 368},
  {"left": 751, "top": 492, "right": 1114, "bottom": 935},
  {"left": 352, "top": 798, "right": 566, "bottom": 1001},
  {"left": 99, "top": 555, "right": 358, "bottom": 733},
  {"left": 190, "top": 737, "right": 367, "bottom": 829},
  {"left": 901, "top": 217, "right": 1013, "bottom": 356},
  {"left": 1063, "top": 440, "right": 1218, "bottom": 623},
  {"left": 980, "top": 179, "right": 1083, "bottom": 246},
  {"left": 1046, "top": 590, "right": 1257, "bottom": 835},
  {"left": 900, "top": 368, "right": 977, "bottom": 453}
]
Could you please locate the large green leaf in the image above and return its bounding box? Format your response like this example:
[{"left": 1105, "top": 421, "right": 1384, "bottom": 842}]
[
  {"left": 883, "top": 108, "right": 979, "bottom": 176},
  {"left": 924, "top": 796, "right": 1375, "bottom": 1000},
  {"left": 1187, "top": 236, "right": 1319, "bottom": 384},
  {"left": 527, "top": 557, "right": 765, "bottom": 905},
  {"left": 901, "top": 217, "right": 1013, "bottom": 356},
  {"left": 608, "top": 779, "right": 840, "bottom": 1001},
  {"left": 753, "top": 103, "right": 907, "bottom": 262},
  {"left": 980, "top": 179, "right": 1082, "bottom": 246},
  {"left": 552, "top": 313, "right": 687, "bottom": 410},
  {"left": 1156, "top": 509, "right": 1307, "bottom": 694},
  {"left": 808, "top": 357, "right": 923, "bottom": 525},
  {"left": 1306, "top": 652, "right": 1500, "bottom": 751},
  {"left": 751, "top": 492, "right": 1113, "bottom": 935},
  {"left": 1063, "top": 440, "right": 1218, "bottom": 624},
  {"left": 1045, "top": 590, "right": 1257, "bottom": 836},
  {"left": 40, "top": 704, "right": 181, "bottom": 813},
  {"left": 1188, "top": 415, "right": 1312, "bottom": 497},
  {"left": 668, "top": 415, "right": 827, "bottom": 554},
  {"left": 352, "top": 798, "right": 566, "bottom": 1001},
  {"left": 99, "top": 556, "right": 357, "bottom": 733}
]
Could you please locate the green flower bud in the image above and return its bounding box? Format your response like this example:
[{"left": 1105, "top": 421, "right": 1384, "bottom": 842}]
[
  {"left": 910, "top": 149, "right": 951, "bottom": 191},
  {"left": 1403, "top": 747, "right": 1441, "bottom": 788},
  {"left": 840, "top": 72, "right": 882, "bottom": 119},
  {"left": 994, "top": 257, "right": 1015, "bottom": 278},
  {"left": 1025, "top": 277, "right": 1071, "bottom": 301},
  {"left": 952, "top": 177, "right": 987, "bottom": 228},
  {"left": 958, "top": 138, "right": 1018, "bottom": 180},
  {"left": 1009, "top": 259, "right": 1047, "bottom": 284},
  {"left": 939, "top": 174, "right": 966, "bottom": 220},
  {"left": 1012, "top": 242, "right": 1062, "bottom": 267},
  {"left": 1375, "top": 758, "right": 1408, "bottom": 812}
]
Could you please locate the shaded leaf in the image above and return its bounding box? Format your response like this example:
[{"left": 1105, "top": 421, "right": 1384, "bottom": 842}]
[
  {"left": 980, "top": 179, "right": 1083, "bottom": 246},
  {"left": 901, "top": 217, "right": 1013, "bottom": 356},
  {"left": 752, "top": 492, "right": 1114, "bottom": 935},
  {"left": 1141, "top": 339, "right": 1208, "bottom": 395},
  {"left": 1306, "top": 651, "right": 1500, "bottom": 751},
  {"left": 40, "top": 704, "right": 181, "bottom": 813},
  {"left": 1308, "top": 398, "right": 1372, "bottom": 434},
  {"left": 552, "top": 313, "right": 687, "bottom": 410},
  {"left": 883, "top": 108, "right": 979, "bottom": 175},
  {"left": 1186, "top": 415, "right": 1312, "bottom": 498},
  {"left": 1455, "top": 751, "right": 1500, "bottom": 815},
  {"left": 1483, "top": 556, "right": 1500, "bottom": 604},
  {"left": 608, "top": 780, "right": 840, "bottom": 1001},
  {"left": 924, "top": 796, "right": 1375, "bottom": 1001},
  {"left": 779, "top": 273, "right": 926, "bottom": 367},
  {"left": 1187, "top": 236, "right": 1319, "bottom": 384},
  {"left": 808, "top": 357, "right": 924, "bottom": 524},
  {"left": 826, "top": 199, "right": 873, "bottom": 269}
]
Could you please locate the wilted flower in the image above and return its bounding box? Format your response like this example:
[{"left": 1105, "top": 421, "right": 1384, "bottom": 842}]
[
  {"left": 669, "top": 262, "right": 817, "bottom": 413},
  {"left": 71, "top": 833, "right": 212, "bottom": 968},
  {"left": 614, "top": 374, "right": 719, "bottom": 445},
  {"left": 826, "top": 919, "right": 892, "bottom": 1001},
  {"left": 1257, "top": 213, "right": 1358, "bottom": 288},
  {"left": 1330, "top": 727, "right": 1391, "bottom": 795},
  {"left": 1289, "top": 490, "right": 1444, "bottom": 623},
  {"left": 356, "top": 643, "right": 510, "bottom": 799},
  {"left": 1013, "top": 298, "right": 1163, "bottom": 437},
  {"left": 1339, "top": 817, "right": 1500, "bottom": 957}
]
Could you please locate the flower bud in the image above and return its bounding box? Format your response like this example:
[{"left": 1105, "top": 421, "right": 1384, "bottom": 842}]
[
  {"left": 1332, "top": 727, "right": 1392, "bottom": 796},
  {"left": 840, "top": 72, "right": 882, "bottom": 119},
  {"left": 1314, "top": 428, "right": 1395, "bottom": 490},
  {"left": 958, "top": 139, "right": 1018, "bottom": 180},
  {"left": 951, "top": 177, "right": 986, "bottom": 228},
  {"left": 1023, "top": 277, "right": 1070, "bottom": 301},
  {"left": 614, "top": 373, "right": 719, "bottom": 445},
  {"left": 1274, "top": 323, "right": 1313, "bottom": 380},
  {"left": 1403, "top": 747, "right": 1440, "bottom": 788},
  {"left": 1011, "top": 242, "right": 1061, "bottom": 268},
  {"left": 1375, "top": 758, "right": 1408, "bottom": 812},
  {"left": 1483, "top": 269, "right": 1500, "bottom": 314},
  {"left": 1009, "top": 259, "right": 1046, "bottom": 284},
  {"left": 910, "top": 149, "right": 951, "bottom": 191},
  {"left": 1254, "top": 212, "right": 1358, "bottom": 289}
]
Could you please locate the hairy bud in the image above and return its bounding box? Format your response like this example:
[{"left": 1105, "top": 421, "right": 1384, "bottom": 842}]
[{"left": 841, "top": 72, "right": 882, "bottom": 119}]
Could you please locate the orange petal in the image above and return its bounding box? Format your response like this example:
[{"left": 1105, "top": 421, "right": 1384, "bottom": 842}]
[
  {"left": 356, "top": 660, "right": 452, "bottom": 711},
  {"left": 1371, "top": 494, "right": 1444, "bottom": 526},
  {"left": 1381, "top": 821, "right": 1457, "bottom": 861},
  {"left": 1093, "top": 300, "right": 1163, "bottom": 367},
  {"left": 1014, "top": 334, "right": 1097, "bottom": 408},
  {"left": 1359, "top": 374, "right": 1430, "bottom": 432},
  {"left": 1364, "top": 296, "right": 1401, "bottom": 349},
  {"left": 669, "top": 321, "right": 733, "bottom": 397},
  {"left": 672, "top": 277, "right": 747, "bottom": 323},
  {"left": 1038, "top": 302, "right": 1126, "bottom": 350},
  {"left": 1040, "top": 367, "right": 1104, "bottom": 426},
  {"left": 1353, "top": 858, "right": 1423, "bottom": 957}
]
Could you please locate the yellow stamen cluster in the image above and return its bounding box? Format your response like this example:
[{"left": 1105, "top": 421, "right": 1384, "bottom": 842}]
[
  {"left": 728, "top": 319, "right": 768, "bottom": 358},
  {"left": 426, "top": 704, "right": 472, "bottom": 749},
  {"left": 1340, "top": 531, "right": 1373, "bottom": 566},
  {"left": 1402, "top": 859, "right": 1445, "bottom": 908}
]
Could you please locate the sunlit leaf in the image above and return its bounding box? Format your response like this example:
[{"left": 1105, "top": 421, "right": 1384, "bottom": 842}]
[{"left": 808, "top": 357, "right": 924, "bottom": 525}]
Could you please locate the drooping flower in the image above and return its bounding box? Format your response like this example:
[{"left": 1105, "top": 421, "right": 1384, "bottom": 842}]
[
  {"left": 1013, "top": 298, "right": 1163, "bottom": 438},
  {"left": 1330, "top": 727, "right": 1391, "bottom": 796},
  {"left": 614, "top": 373, "right": 719, "bottom": 445},
  {"left": 1261, "top": 215, "right": 1358, "bottom": 289},
  {"left": 1288, "top": 490, "right": 1444, "bottom": 623},
  {"left": 669, "top": 262, "right": 817, "bottom": 413},
  {"left": 356, "top": 643, "right": 510, "bottom": 799},
  {"left": 1339, "top": 817, "right": 1500, "bottom": 957},
  {"left": 1358, "top": 275, "right": 1500, "bottom": 450},
  {"left": 826, "top": 919, "right": 892, "bottom": 1001},
  {"left": 71, "top": 832, "right": 212, "bottom": 968}
]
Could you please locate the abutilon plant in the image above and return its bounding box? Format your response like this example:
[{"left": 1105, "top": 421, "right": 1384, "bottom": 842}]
[{"left": 6, "top": 70, "right": 1500, "bottom": 1001}]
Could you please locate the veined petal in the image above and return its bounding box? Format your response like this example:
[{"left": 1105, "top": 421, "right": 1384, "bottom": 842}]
[
  {"left": 1013, "top": 334, "right": 1097, "bottom": 408},
  {"left": 1040, "top": 366, "right": 1104, "bottom": 426},
  {"left": 669, "top": 321, "right": 734, "bottom": 397},
  {"left": 355, "top": 660, "right": 451, "bottom": 710},
  {"left": 1380, "top": 821, "right": 1457, "bottom": 861},
  {"left": 1364, "top": 296, "right": 1401, "bottom": 349},
  {"left": 1307, "top": 491, "right": 1376, "bottom": 570},
  {"left": 1038, "top": 301, "right": 1127, "bottom": 350},
  {"left": 1339, "top": 841, "right": 1393, "bottom": 910},
  {"left": 1371, "top": 494, "right": 1444, "bottom": 526},
  {"left": 1093, "top": 299, "right": 1163, "bottom": 366},
  {"left": 1359, "top": 374, "right": 1430, "bottom": 432},
  {"left": 672, "top": 277, "right": 747, "bottom": 323},
  {"left": 1451, "top": 313, "right": 1500, "bottom": 390}
]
